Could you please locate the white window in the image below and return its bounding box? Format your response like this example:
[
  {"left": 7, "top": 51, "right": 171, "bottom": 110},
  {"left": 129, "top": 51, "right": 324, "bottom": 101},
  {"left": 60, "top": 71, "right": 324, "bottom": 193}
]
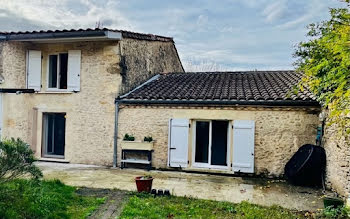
[
  {"left": 48, "top": 53, "right": 68, "bottom": 90},
  {"left": 192, "top": 120, "right": 230, "bottom": 170},
  {"left": 26, "top": 49, "right": 81, "bottom": 92}
]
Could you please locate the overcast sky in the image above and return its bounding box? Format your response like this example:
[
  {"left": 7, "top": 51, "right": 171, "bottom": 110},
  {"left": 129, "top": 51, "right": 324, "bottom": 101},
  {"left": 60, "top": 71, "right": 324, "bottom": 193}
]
[{"left": 0, "top": 0, "right": 346, "bottom": 71}]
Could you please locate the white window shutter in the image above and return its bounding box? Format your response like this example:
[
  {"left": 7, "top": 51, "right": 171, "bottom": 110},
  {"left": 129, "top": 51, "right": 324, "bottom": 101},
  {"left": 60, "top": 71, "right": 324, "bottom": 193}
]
[
  {"left": 67, "top": 50, "right": 81, "bottom": 92},
  {"left": 168, "top": 119, "right": 189, "bottom": 168},
  {"left": 232, "top": 120, "right": 255, "bottom": 173},
  {"left": 26, "top": 50, "right": 41, "bottom": 91}
]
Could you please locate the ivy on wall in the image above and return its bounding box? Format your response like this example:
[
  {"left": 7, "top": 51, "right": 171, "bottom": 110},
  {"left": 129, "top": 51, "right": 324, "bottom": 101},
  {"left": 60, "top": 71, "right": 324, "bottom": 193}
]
[{"left": 294, "top": 7, "right": 350, "bottom": 134}]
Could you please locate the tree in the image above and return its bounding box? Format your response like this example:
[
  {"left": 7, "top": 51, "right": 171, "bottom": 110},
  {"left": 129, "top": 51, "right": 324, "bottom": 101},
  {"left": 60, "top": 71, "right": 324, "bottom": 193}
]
[
  {"left": 0, "top": 138, "right": 42, "bottom": 183},
  {"left": 294, "top": 7, "right": 350, "bottom": 134}
]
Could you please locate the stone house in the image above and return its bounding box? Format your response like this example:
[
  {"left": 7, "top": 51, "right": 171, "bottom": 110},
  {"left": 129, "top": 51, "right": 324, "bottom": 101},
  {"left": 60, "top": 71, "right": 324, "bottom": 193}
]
[
  {"left": 116, "top": 71, "right": 321, "bottom": 176},
  {"left": 0, "top": 28, "right": 184, "bottom": 165},
  {"left": 0, "top": 28, "right": 348, "bottom": 201},
  {"left": 116, "top": 71, "right": 350, "bottom": 201}
]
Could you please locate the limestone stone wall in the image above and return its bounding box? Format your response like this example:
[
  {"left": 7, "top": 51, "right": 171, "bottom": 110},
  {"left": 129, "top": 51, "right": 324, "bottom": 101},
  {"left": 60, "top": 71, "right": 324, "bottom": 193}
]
[
  {"left": 117, "top": 105, "right": 320, "bottom": 176},
  {"left": 323, "top": 119, "right": 350, "bottom": 198},
  {"left": 0, "top": 38, "right": 183, "bottom": 166},
  {"left": 120, "top": 39, "right": 184, "bottom": 93},
  {"left": 0, "top": 41, "right": 122, "bottom": 165}
]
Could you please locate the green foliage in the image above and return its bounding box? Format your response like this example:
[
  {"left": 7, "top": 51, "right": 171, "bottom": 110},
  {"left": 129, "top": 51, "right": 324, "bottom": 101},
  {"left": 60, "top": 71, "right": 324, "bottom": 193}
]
[
  {"left": 294, "top": 7, "right": 350, "bottom": 134},
  {"left": 0, "top": 138, "right": 42, "bottom": 183},
  {"left": 123, "top": 133, "right": 135, "bottom": 141},
  {"left": 143, "top": 136, "right": 153, "bottom": 142},
  {"left": 320, "top": 206, "right": 350, "bottom": 218},
  {"left": 0, "top": 179, "right": 105, "bottom": 219},
  {"left": 120, "top": 193, "right": 304, "bottom": 219}
]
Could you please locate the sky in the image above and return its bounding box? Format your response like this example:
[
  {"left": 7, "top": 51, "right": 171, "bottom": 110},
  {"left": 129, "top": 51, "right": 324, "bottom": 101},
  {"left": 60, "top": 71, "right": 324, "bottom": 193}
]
[{"left": 0, "top": 0, "right": 346, "bottom": 71}]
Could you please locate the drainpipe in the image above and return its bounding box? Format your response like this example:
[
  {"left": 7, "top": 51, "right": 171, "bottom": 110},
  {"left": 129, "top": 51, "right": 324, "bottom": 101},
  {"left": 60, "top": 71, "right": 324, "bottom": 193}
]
[{"left": 113, "top": 100, "right": 120, "bottom": 168}]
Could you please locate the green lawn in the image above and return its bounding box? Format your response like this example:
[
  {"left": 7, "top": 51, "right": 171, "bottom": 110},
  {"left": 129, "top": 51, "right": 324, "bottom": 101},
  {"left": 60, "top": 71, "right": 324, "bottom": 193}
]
[
  {"left": 0, "top": 179, "right": 105, "bottom": 219},
  {"left": 120, "top": 193, "right": 306, "bottom": 219},
  {"left": 1, "top": 180, "right": 348, "bottom": 219}
]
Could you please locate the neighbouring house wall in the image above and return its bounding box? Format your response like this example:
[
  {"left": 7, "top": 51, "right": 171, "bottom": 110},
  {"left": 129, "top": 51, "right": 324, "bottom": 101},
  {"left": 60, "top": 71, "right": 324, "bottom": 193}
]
[
  {"left": 117, "top": 105, "right": 320, "bottom": 176},
  {"left": 323, "top": 117, "right": 350, "bottom": 198},
  {"left": 0, "top": 39, "right": 183, "bottom": 166},
  {"left": 120, "top": 39, "right": 184, "bottom": 93}
]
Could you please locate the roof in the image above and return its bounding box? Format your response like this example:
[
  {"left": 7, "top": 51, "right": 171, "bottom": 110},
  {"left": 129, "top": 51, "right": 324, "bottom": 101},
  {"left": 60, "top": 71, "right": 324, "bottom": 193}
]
[
  {"left": 118, "top": 71, "right": 319, "bottom": 107},
  {"left": 0, "top": 28, "right": 173, "bottom": 42}
]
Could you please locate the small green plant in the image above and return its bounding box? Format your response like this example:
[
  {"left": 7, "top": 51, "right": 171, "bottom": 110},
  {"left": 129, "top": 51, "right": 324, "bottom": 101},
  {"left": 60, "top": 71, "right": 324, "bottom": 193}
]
[
  {"left": 143, "top": 136, "right": 153, "bottom": 142},
  {"left": 321, "top": 206, "right": 350, "bottom": 219},
  {"left": 140, "top": 175, "right": 153, "bottom": 180},
  {"left": 0, "top": 138, "right": 42, "bottom": 183},
  {"left": 123, "top": 134, "right": 135, "bottom": 141}
]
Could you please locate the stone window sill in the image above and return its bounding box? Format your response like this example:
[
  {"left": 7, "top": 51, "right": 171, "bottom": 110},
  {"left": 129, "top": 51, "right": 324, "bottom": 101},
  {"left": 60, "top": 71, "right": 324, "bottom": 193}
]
[{"left": 37, "top": 91, "right": 74, "bottom": 94}]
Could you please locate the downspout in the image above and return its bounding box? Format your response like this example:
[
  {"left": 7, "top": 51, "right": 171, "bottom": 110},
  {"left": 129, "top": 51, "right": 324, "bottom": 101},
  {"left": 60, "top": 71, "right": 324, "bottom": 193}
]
[
  {"left": 113, "top": 39, "right": 123, "bottom": 168},
  {"left": 113, "top": 100, "right": 120, "bottom": 168}
]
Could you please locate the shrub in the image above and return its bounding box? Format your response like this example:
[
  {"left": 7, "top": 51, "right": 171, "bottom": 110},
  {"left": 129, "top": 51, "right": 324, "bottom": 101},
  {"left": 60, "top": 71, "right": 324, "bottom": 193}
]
[{"left": 0, "top": 138, "right": 42, "bottom": 183}]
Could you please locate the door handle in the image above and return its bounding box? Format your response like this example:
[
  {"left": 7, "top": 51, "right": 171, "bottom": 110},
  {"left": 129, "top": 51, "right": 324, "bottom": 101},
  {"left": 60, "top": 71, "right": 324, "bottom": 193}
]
[
  {"left": 251, "top": 153, "right": 254, "bottom": 156},
  {"left": 170, "top": 147, "right": 176, "bottom": 150}
]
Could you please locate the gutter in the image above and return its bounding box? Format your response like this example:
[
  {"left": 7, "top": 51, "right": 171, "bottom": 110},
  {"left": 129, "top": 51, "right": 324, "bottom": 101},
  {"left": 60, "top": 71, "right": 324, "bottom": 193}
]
[
  {"left": 3, "top": 30, "right": 122, "bottom": 42},
  {"left": 116, "top": 99, "right": 321, "bottom": 107}
]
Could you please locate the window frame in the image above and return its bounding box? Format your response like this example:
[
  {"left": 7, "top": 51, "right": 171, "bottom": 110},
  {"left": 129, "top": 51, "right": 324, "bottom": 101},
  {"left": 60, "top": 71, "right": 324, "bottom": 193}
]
[
  {"left": 192, "top": 120, "right": 231, "bottom": 170},
  {"left": 46, "top": 53, "right": 68, "bottom": 91},
  {"left": 42, "top": 112, "right": 66, "bottom": 159}
]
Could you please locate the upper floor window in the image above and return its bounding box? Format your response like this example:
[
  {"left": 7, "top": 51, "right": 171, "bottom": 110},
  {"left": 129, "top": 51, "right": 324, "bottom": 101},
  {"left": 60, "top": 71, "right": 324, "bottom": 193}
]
[
  {"left": 48, "top": 53, "right": 68, "bottom": 89},
  {"left": 26, "top": 50, "right": 81, "bottom": 92}
]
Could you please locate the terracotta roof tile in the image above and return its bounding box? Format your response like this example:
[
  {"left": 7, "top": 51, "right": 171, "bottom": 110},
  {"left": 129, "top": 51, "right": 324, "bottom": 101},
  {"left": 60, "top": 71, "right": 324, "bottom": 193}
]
[{"left": 120, "top": 71, "right": 318, "bottom": 106}]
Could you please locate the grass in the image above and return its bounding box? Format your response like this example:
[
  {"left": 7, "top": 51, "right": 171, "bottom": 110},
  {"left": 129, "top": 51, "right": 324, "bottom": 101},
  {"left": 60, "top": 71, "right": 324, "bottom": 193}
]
[
  {"left": 0, "top": 179, "right": 105, "bottom": 219},
  {"left": 119, "top": 193, "right": 306, "bottom": 219},
  {"left": 320, "top": 206, "right": 350, "bottom": 219}
]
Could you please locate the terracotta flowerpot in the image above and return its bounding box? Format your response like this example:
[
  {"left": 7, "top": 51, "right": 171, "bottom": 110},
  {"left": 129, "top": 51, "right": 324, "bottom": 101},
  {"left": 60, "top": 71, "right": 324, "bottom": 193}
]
[{"left": 135, "top": 176, "right": 153, "bottom": 193}]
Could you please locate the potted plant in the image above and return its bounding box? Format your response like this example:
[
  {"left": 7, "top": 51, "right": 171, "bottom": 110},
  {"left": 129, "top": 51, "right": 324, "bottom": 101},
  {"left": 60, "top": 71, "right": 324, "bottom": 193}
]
[
  {"left": 123, "top": 133, "right": 135, "bottom": 141},
  {"left": 135, "top": 175, "right": 153, "bottom": 193},
  {"left": 144, "top": 136, "right": 153, "bottom": 142}
]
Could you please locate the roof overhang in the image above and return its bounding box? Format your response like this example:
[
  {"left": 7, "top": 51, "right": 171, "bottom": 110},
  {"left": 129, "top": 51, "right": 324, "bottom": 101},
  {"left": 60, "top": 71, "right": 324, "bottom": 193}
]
[
  {"left": 116, "top": 99, "right": 321, "bottom": 107},
  {"left": 0, "top": 30, "right": 122, "bottom": 43}
]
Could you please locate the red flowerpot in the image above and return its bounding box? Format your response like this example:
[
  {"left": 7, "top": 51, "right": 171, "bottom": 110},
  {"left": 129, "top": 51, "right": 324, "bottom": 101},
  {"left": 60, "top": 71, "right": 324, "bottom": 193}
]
[{"left": 135, "top": 176, "right": 153, "bottom": 193}]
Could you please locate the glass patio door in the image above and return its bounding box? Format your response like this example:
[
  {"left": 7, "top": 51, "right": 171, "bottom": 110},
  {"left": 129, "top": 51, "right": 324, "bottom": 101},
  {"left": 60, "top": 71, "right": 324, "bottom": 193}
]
[{"left": 193, "top": 120, "right": 228, "bottom": 169}]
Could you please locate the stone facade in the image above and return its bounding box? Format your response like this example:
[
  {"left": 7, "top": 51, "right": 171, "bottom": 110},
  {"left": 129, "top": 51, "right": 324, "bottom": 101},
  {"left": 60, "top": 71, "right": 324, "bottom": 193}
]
[
  {"left": 117, "top": 105, "right": 320, "bottom": 176},
  {"left": 0, "top": 38, "right": 183, "bottom": 165},
  {"left": 120, "top": 39, "right": 183, "bottom": 93},
  {"left": 323, "top": 117, "right": 350, "bottom": 198}
]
